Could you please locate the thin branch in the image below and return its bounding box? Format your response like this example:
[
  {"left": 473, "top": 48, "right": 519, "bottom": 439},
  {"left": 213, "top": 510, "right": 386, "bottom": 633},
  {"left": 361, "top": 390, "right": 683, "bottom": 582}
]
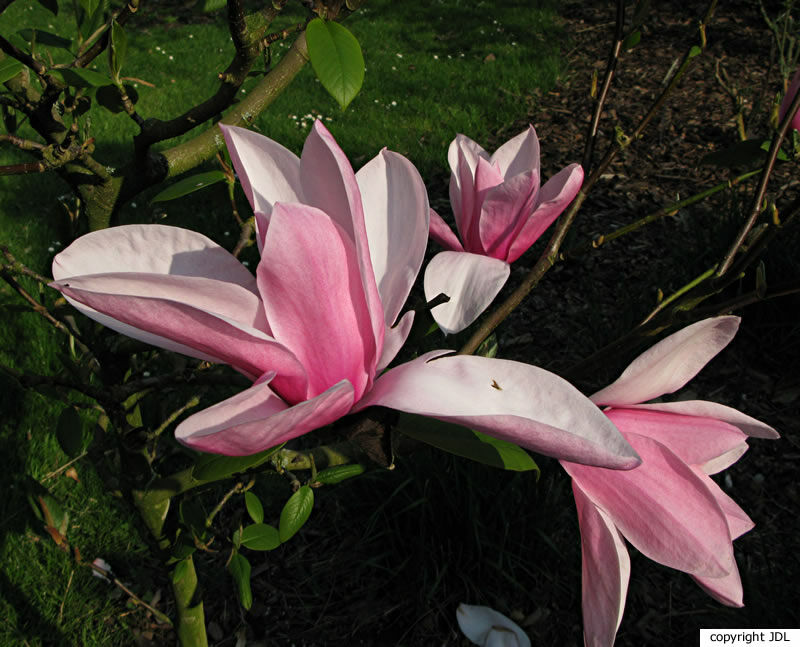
[
  {"left": 72, "top": 0, "right": 140, "bottom": 68},
  {"left": 715, "top": 81, "right": 800, "bottom": 277},
  {"left": 0, "top": 134, "right": 45, "bottom": 152},
  {"left": 582, "top": 0, "right": 625, "bottom": 171}
]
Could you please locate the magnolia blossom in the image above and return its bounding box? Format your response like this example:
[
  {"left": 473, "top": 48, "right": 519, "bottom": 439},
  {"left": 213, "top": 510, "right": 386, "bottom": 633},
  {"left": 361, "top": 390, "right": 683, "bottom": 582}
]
[
  {"left": 559, "top": 317, "right": 779, "bottom": 647},
  {"left": 424, "top": 126, "right": 583, "bottom": 333},
  {"left": 50, "top": 121, "right": 638, "bottom": 469},
  {"left": 779, "top": 67, "right": 800, "bottom": 133},
  {"left": 457, "top": 603, "right": 530, "bottom": 647}
]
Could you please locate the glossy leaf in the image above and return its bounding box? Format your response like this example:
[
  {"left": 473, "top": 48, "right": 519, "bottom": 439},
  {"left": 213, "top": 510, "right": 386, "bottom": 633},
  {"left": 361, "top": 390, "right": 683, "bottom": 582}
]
[
  {"left": 315, "top": 464, "right": 365, "bottom": 485},
  {"left": 396, "top": 413, "right": 540, "bottom": 473},
  {"left": 56, "top": 406, "right": 84, "bottom": 458},
  {"left": 240, "top": 523, "right": 280, "bottom": 551},
  {"left": 244, "top": 491, "right": 264, "bottom": 524},
  {"left": 18, "top": 29, "right": 72, "bottom": 50},
  {"left": 306, "top": 18, "right": 364, "bottom": 110},
  {"left": 279, "top": 485, "right": 313, "bottom": 543},
  {"left": 623, "top": 30, "right": 641, "bottom": 51},
  {"left": 109, "top": 20, "right": 127, "bottom": 80},
  {"left": 56, "top": 67, "right": 110, "bottom": 88},
  {"left": 0, "top": 58, "right": 24, "bottom": 84},
  {"left": 192, "top": 444, "right": 282, "bottom": 482},
  {"left": 227, "top": 552, "right": 252, "bottom": 609},
  {"left": 151, "top": 170, "right": 227, "bottom": 203},
  {"left": 95, "top": 83, "right": 138, "bottom": 113}
]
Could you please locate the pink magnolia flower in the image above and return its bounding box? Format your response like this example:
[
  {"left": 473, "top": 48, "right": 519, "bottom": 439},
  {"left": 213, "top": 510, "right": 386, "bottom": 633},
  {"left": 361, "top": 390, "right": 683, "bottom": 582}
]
[
  {"left": 50, "top": 122, "right": 638, "bottom": 469},
  {"left": 779, "top": 67, "right": 800, "bottom": 133},
  {"left": 424, "top": 126, "right": 584, "bottom": 333},
  {"left": 559, "top": 316, "right": 779, "bottom": 647},
  {"left": 457, "top": 603, "right": 531, "bottom": 647}
]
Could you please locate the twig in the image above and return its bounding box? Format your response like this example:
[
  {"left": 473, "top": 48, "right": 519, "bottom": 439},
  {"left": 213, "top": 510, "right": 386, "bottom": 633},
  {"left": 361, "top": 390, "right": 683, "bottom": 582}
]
[
  {"left": 150, "top": 396, "right": 201, "bottom": 439},
  {"left": 43, "top": 452, "right": 89, "bottom": 482},
  {"left": 205, "top": 478, "right": 254, "bottom": 530},
  {"left": 715, "top": 81, "right": 800, "bottom": 277},
  {"left": 582, "top": 0, "right": 626, "bottom": 172},
  {"left": 58, "top": 570, "right": 74, "bottom": 624},
  {"left": 87, "top": 561, "right": 173, "bottom": 627}
]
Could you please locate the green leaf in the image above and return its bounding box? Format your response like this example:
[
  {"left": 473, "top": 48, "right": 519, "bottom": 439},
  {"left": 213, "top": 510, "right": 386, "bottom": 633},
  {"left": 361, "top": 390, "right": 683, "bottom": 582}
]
[
  {"left": 202, "top": 0, "right": 226, "bottom": 12},
  {"left": 192, "top": 444, "right": 283, "bottom": 482},
  {"left": 396, "top": 414, "right": 540, "bottom": 473},
  {"left": 701, "top": 139, "right": 787, "bottom": 168},
  {"left": 95, "top": 83, "right": 138, "bottom": 113},
  {"left": 56, "top": 66, "right": 110, "bottom": 88},
  {"left": 109, "top": 20, "right": 127, "bottom": 81},
  {"left": 688, "top": 45, "right": 702, "bottom": 59},
  {"left": 56, "top": 406, "right": 84, "bottom": 458},
  {"left": 0, "top": 58, "right": 25, "bottom": 84},
  {"left": 36, "top": 0, "right": 59, "bottom": 15},
  {"left": 315, "top": 464, "right": 365, "bottom": 485},
  {"left": 240, "top": 523, "right": 280, "bottom": 551},
  {"left": 151, "top": 170, "right": 227, "bottom": 203},
  {"left": 622, "top": 30, "right": 641, "bottom": 51},
  {"left": 306, "top": 18, "right": 364, "bottom": 110},
  {"left": 279, "top": 485, "right": 313, "bottom": 543},
  {"left": 227, "top": 552, "right": 252, "bottom": 610},
  {"left": 18, "top": 29, "right": 72, "bottom": 50},
  {"left": 244, "top": 491, "right": 263, "bottom": 524}
]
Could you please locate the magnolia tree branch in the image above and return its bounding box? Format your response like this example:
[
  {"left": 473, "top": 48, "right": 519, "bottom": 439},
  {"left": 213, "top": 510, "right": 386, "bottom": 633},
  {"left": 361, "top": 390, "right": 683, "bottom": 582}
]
[
  {"left": 715, "top": 82, "right": 800, "bottom": 277},
  {"left": 581, "top": 0, "right": 625, "bottom": 171},
  {"left": 72, "top": 0, "right": 141, "bottom": 69},
  {"left": 458, "top": 1, "right": 717, "bottom": 356}
]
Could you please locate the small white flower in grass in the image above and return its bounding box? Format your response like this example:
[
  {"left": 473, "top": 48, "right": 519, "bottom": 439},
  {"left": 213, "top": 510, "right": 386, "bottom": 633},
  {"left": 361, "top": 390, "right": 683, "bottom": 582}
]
[
  {"left": 142, "top": 371, "right": 151, "bottom": 377},
  {"left": 391, "top": 101, "right": 397, "bottom": 106},
  {"left": 224, "top": 231, "right": 231, "bottom": 236},
  {"left": 48, "top": 246, "right": 55, "bottom": 252},
  {"left": 92, "top": 558, "right": 113, "bottom": 582},
  {"left": 457, "top": 604, "right": 530, "bottom": 647},
  {"left": 189, "top": 34, "right": 194, "bottom": 38},
  {"left": 433, "top": 54, "right": 439, "bottom": 59},
  {"left": 396, "top": 53, "right": 403, "bottom": 58},
  {"left": 131, "top": 202, "right": 137, "bottom": 208},
  {"left": 392, "top": 66, "right": 397, "bottom": 71},
  {"left": 169, "top": 55, "right": 174, "bottom": 60}
]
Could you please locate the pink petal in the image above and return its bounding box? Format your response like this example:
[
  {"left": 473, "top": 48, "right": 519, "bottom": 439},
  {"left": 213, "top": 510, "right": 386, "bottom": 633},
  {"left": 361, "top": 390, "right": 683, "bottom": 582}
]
[
  {"left": 175, "top": 376, "right": 354, "bottom": 455},
  {"left": 52, "top": 278, "right": 308, "bottom": 389},
  {"left": 572, "top": 483, "right": 630, "bottom": 647},
  {"left": 447, "top": 133, "right": 488, "bottom": 196},
  {"left": 591, "top": 316, "right": 741, "bottom": 406},
  {"left": 563, "top": 433, "right": 735, "bottom": 578},
  {"left": 257, "top": 203, "right": 376, "bottom": 402},
  {"left": 692, "top": 568, "right": 744, "bottom": 607},
  {"left": 452, "top": 145, "right": 480, "bottom": 251},
  {"left": 779, "top": 67, "right": 800, "bottom": 132},
  {"left": 377, "top": 310, "right": 415, "bottom": 372},
  {"left": 604, "top": 408, "right": 749, "bottom": 468},
  {"left": 478, "top": 170, "right": 539, "bottom": 261},
  {"left": 219, "top": 124, "right": 303, "bottom": 218},
  {"left": 693, "top": 467, "right": 754, "bottom": 540},
  {"left": 423, "top": 252, "right": 510, "bottom": 335},
  {"left": 626, "top": 400, "right": 779, "bottom": 439},
  {"left": 356, "top": 352, "right": 641, "bottom": 469},
  {"left": 489, "top": 125, "right": 540, "bottom": 180},
  {"left": 465, "top": 156, "right": 505, "bottom": 252},
  {"left": 52, "top": 224, "right": 258, "bottom": 290},
  {"left": 506, "top": 163, "right": 583, "bottom": 263},
  {"left": 429, "top": 208, "right": 465, "bottom": 252},
  {"left": 356, "top": 149, "right": 429, "bottom": 327},
  {"left": 300, "top": 121, "right": 385, "bottom": 359}
]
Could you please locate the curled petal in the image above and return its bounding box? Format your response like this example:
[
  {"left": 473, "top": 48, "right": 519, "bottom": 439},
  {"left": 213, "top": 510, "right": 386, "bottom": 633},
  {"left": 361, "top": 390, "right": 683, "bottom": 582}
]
[
  {"left": 490, "top": 124, "right": 540, "bottom": 180},
  {"left": 591, "top": 317, "right": 741, "bottom": 406},
  {"left": 300, "top": 121, "right": 385, "bottom": 357},
  {"left": 356, "top": 352, "right": 640, "bottom": 469},
  {"left": 219, "top": 124, "right": 303, "bottom": 218},
  {"left": 357, "top": 149, "right": 429, "bottom": 327},
  {"left": 505, "top": 163, "right": 583, "bottom": 263},
  {"left": 429, "top": 208, "right": 465, "bottom": 252},
  {"left": 573, "top": 483, "right": 630, "bottom": 647},
  {"left": 693, "top": 467, "right": 754, "bottom": 541},
  {"left": 692, "top": 568, "right": 745, "bottom": 607},
  {"left": 456, "top": 604, "right": 530, "bottom": 647},
  {"left": 564, "top": 433, "right": 735, "bottom": 578},
  {"left": 423, "top": 252, "right": 510, "bottom": 335},
  {"left": 176, "top": 377, "right": 354, "bottom": 455},
  {"left": 52, "top": 224, "right": 259, "bottom": 291},
  {"left": 258, "top": 203, "right": 377, "bottom": 402},
  {"left": 51, "top": 277, "right": 307, "bottom": 388},
  {"left": 604, "top": 408, "right": 749, "bottom": 469},
  {"left": 626, "top": 400, "right": 779, "bottom": 439}
]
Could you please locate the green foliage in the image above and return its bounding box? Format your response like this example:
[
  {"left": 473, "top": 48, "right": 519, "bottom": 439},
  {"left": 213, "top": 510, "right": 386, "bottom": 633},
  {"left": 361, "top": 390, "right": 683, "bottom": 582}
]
[
  {"left": 306, "top": 18, "right": 365, "bottom": 110},
  {"left": 279, "top": 485, "right": 313, "bottom": 543},
  {"left": 240, "top": 523, "right": 280, "bottom": 550},
  {"left": 55, "top": 405, "right": 84, "bottom": 458},
  {"left": 227, "top": 552, "right": 252, "bottom": 609},
  {"left": 109, "top": 20, "right": 127, "bottom": 82},
  {"left": 0, "top": 57, "right": 24, "bottom": 84},
  {"left": 315, "top": 464, "right": 365, "bottom": 484},
  {"left": 191, "top": 444, "right": 283, "bottom": 482},
  {"left": 151, "top": 171, "right": 228, "bottom": 203},
  {"left": 244, "top": 490, "right": 263, "bottom": 524},
  {"left": 396, "top": 414, "right": 540, "bottom": 473}
]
